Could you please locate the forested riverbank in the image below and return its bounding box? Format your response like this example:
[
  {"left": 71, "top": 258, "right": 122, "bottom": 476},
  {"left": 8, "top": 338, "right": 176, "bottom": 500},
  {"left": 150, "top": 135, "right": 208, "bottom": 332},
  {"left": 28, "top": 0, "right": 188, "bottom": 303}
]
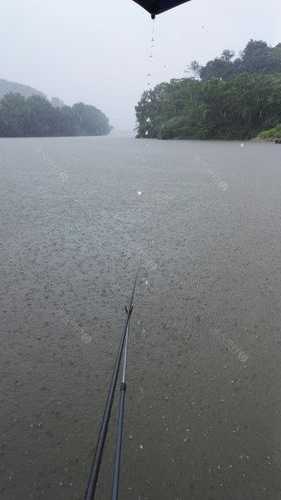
[
  {"left": 136, "top": 40, "right": 281, "bottom": 141},
  {"left": 0, "top": 93, "right": 111, "bottom": 137}
]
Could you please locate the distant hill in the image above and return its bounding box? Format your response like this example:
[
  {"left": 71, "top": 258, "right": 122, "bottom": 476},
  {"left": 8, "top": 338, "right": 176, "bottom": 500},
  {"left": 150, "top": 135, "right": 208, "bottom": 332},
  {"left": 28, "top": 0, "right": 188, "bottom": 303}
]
[{"left": 0, "top": 78, "right": 44, "bottom": 99}]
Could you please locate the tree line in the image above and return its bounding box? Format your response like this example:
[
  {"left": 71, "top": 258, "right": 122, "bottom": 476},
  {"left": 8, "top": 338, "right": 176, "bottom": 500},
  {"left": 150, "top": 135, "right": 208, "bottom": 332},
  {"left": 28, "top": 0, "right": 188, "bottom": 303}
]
[
  {"left": 136, "top": 40, "right": 281, "bottom": 140},
  {"left": 0, "top": 93, "right": 111, "bottom": 137}
]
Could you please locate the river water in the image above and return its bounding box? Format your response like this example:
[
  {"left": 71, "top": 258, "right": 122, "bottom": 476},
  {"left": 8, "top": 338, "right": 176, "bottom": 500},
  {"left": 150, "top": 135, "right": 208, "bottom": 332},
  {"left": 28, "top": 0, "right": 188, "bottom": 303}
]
[{"left": 1, "top": 136, "right": 281, "bottom": 499}]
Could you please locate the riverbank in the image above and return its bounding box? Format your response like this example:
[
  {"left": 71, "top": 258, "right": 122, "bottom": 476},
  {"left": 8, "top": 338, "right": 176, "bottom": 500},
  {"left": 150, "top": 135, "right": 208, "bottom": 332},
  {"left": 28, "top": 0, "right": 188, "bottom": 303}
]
[{"left": 255, "top": 125, "right": 281, "bottom": 143}]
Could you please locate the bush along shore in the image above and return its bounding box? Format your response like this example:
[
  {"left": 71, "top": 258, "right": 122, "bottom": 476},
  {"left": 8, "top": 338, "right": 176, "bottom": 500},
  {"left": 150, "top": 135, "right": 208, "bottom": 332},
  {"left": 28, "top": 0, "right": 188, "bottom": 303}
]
[{"left": 256, "top": 125, "right": 281, "bottom": 143}]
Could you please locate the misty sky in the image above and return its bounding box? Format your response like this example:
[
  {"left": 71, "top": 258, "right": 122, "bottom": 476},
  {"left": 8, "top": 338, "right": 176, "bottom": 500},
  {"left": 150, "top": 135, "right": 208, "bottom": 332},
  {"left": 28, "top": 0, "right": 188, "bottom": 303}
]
[{"left": 1, "top": 0, "right": 280, "bottom": 130}]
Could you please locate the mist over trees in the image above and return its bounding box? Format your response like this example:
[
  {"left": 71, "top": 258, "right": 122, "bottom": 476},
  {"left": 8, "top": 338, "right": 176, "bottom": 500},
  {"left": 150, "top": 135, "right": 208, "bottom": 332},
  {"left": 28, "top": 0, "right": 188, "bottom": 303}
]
[
  {"left": 0, "top": 78, "right": 45, "bottom": 99},
  {"left": 0, "top": 94, "right": 111, "bottom": 137},
  {"left": 136, "top": 40, "right": 281, "bottom": 140}
]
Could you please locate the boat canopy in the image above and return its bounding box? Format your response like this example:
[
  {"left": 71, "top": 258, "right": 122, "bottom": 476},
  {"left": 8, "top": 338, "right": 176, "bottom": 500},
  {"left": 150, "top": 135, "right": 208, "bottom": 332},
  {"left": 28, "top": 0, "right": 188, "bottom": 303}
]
[{"left": 132, "top": 0, "right": 191, "bottom": 17}]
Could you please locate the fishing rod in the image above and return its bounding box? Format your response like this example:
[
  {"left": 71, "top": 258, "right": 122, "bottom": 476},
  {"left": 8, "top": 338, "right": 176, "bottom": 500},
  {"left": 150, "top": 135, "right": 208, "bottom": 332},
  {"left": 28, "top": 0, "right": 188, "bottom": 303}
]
[
  {"left": 84, "top": 271, "right": 138, "bottom": 500},
  {"left": 111, "top": 320, "right": 129, "bottom": 500}
]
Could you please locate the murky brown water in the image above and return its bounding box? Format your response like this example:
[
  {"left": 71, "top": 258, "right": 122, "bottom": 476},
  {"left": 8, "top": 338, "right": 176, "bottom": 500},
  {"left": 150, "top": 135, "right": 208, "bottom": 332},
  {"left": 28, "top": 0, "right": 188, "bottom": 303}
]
[{"left": 1, "top": 136, "right": 281, "bottom": 499}]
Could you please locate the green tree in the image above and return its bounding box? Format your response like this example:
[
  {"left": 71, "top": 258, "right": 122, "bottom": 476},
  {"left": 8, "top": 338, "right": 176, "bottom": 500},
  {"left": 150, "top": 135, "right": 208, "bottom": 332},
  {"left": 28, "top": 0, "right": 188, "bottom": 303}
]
[
  {"left": 72, "top": 103, "right": 111, "bottom": 136},
  {"left": 136, "top": 39, "right": 281, "bottom": 141},
  {"left": 0, "top": 93, "right": 26, "bottom": 136},
  {"left": 0, "top": 94, "right": 111, "bottom": 137}
]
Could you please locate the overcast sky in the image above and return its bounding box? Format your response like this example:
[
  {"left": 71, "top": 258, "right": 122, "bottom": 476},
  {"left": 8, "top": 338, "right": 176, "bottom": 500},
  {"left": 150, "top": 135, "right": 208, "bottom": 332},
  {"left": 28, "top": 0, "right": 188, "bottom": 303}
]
[{"left": 1, "top": 0, "right": 280, "bottom": 130}]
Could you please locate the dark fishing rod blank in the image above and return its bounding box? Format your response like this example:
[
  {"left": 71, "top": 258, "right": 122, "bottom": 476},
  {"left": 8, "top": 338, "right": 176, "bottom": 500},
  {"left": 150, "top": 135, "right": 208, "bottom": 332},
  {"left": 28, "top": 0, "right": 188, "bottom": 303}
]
[
  {"left": 84, "top": 272, "right": 138, "bottom": 500},
  {"left": 111, "top": 322, "right": 130, "bottom": 500}
]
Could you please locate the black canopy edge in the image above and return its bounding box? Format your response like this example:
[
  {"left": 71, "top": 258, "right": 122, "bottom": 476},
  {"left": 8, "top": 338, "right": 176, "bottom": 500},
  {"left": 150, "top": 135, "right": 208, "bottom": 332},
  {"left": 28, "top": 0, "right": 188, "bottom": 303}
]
[{"left": 132, "top": 0, "right": 191, "bottom": 17}]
